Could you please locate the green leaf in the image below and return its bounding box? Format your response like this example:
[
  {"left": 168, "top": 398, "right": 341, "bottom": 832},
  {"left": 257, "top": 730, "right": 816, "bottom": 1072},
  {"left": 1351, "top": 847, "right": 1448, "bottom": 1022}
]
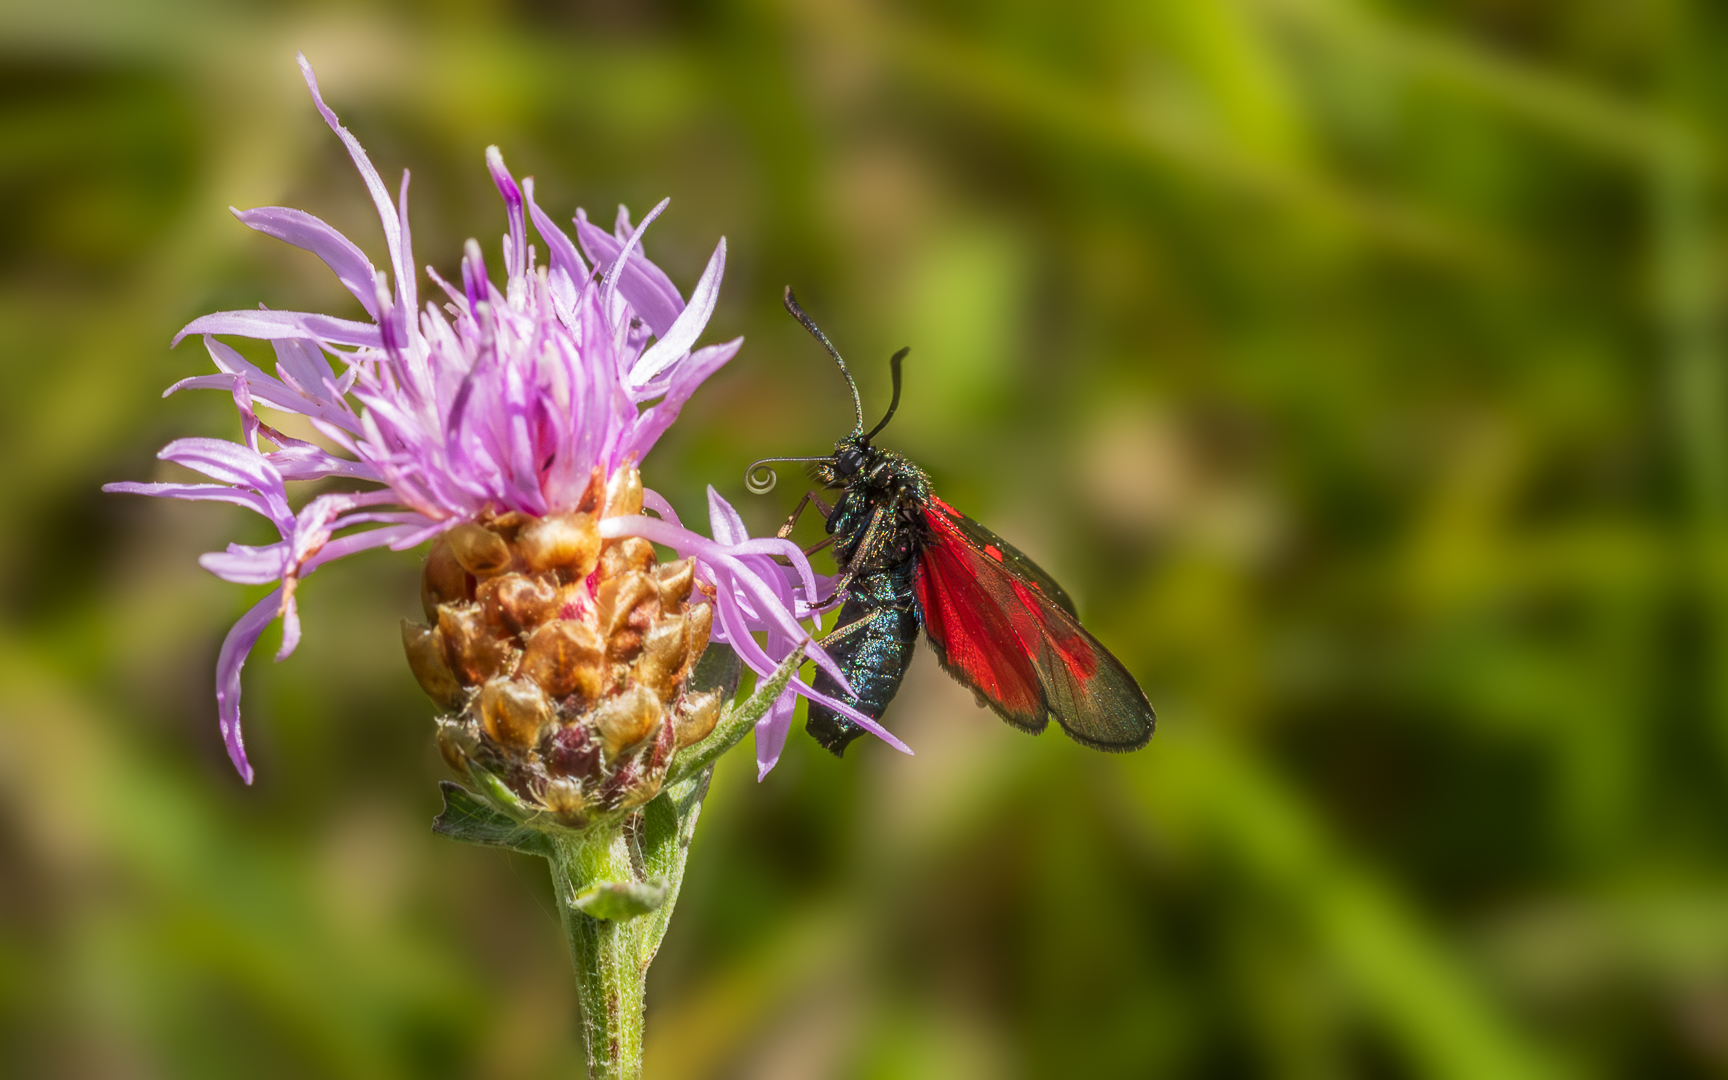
[
  {"left": 689, "top": 640, "right": 743, "bottom": 698},
  {"left": 431, "top": 781, "right": 553, "bottom": 859},
  {"left": 570, "top": 878, "right": 669, "bottom": 920},
  {"left": 639, "top": 771, "right": 711, "bottom": 883},
  {"left": 469, "top": 764, "right": 527, "bottom": 812}
]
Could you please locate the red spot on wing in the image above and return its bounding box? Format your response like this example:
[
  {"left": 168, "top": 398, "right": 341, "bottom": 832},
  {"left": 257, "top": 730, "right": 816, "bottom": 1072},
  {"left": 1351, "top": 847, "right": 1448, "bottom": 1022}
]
[
  {"left": 984, "top": 543, "right": 1003, "bottom": 562},
  {"left": 930, "top": 496, "right": 963, "bottom": 521}
]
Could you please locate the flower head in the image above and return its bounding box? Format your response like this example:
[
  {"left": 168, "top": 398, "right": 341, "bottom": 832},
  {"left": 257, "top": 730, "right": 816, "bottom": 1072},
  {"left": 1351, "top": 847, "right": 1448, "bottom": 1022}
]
[{"left": 107, "top": 55, "right": 907, "bottom": 784}]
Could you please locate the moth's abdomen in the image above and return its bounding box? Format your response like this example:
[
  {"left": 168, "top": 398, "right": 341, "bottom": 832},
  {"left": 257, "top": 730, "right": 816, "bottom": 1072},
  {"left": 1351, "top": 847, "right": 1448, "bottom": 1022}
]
[{"left": 807, "top": 562, "right": 920, "bottom": 755}]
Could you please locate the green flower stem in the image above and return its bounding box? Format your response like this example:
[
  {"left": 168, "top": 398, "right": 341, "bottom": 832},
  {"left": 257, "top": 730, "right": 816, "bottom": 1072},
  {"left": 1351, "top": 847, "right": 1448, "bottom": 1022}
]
[
  {"left": 536, "top": 760, "right": 722, "bottom": 1080},
  {"left": 431, "top": 644, "right": 810, "bottom": 1078},
  {"left": 475, "top": 642, "right": 807, "bottom": 1079},
  {"left": 548, "top": 821, "right": 657, "bottom": 1079}
]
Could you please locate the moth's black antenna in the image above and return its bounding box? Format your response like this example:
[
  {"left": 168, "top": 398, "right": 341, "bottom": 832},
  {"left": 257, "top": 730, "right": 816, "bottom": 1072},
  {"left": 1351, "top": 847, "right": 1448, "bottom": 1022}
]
[
  {"left": 784, "top": 287, "right": 863, "bottom": 436},
  {"left": 862, "top": 347, "right": 910, "bottom": 444}
]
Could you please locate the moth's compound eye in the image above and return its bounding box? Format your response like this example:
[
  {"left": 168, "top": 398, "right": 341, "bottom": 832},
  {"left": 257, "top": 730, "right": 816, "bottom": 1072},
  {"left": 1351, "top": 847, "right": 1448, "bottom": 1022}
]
[{"left": 836, "top": 448, "right": 865, "bottom": 478}]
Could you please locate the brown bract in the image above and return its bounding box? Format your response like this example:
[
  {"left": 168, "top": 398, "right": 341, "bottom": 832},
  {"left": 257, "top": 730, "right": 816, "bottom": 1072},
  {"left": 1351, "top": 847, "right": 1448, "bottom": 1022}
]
[{"left": 404, "top": 466, "right": 715, "bottom": 825}]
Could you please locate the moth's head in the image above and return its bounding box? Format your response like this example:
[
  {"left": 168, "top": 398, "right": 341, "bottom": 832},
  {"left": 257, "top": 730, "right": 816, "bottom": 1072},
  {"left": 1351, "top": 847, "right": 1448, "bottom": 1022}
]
[{"left": 832, "top": 435, "right": 869, "bottom": 482}]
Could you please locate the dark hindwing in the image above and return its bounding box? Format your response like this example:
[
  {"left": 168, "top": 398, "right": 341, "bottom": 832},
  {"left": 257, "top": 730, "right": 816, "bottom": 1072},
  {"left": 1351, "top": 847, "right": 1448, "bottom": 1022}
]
[{"left": 915, "top": 500, "right": 1154, "bottom": 751}]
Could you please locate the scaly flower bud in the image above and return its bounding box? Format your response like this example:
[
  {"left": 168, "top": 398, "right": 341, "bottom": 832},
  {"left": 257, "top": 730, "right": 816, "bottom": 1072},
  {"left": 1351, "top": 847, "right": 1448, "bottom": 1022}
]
[{"left": 413, "top": 465, "right": 717, "bottom": 821}]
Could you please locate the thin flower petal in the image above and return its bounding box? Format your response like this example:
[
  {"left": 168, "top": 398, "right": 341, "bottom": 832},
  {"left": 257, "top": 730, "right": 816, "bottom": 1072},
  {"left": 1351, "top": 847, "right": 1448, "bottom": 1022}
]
[
  {"left": 304, "top": 523, "right": 426, "bottom": 571},
  {"left": 524, "top": 178, "right": 588, "bottom": 285},
  {"left": 265, "top": 443, "right": 380, "bottom": 482},
  {"left": 641, "top": 488, "right": 683, "bottom": 526},
  {"left": 628, "top": 237, "right": 725, "bottom": 385},
  {"left": 754, "top": 691, "right": 795, "bottom": 780},
  {"left": 575, "top": 207, "right": 683, "bottom": 336},
  {"left": 156, "top": 437, "right": 289, "bottom": 513},
  {"left": 233, "top": 206, "right": 380, "bottom": 317},
  {"left": 705, "top": 486, "right": 749, "bottom": 547},
  {"left": 102, "top": 481, "right": 281, "bottom": 521},
  {"left": 485, "top": 146, "right": 527, "bottom": 282},
  {"left": 164, "top": 337, "right": 362, "bottom": 434},
  {"left": 200, "top": 543, "right": 290, "bottom": 584},
  {"left": 297, "top": 53, "right": 415, "bottom": 320},
  {"left": 620, "top": 339, "right": 740, "bottom": 464},
  {"left": 790, "top": 677, "right": 914, "bottom": 754},
  {"left": 216, "top": 587, "right": 284, "bottom": 785},
  {"left": 174, "top": 309, "right": 383, "bottom": 349}
]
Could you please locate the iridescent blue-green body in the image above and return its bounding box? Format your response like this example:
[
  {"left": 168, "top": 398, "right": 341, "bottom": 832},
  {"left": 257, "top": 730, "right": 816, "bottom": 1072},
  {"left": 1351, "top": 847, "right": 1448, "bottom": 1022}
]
[{"left": 806, "top": 437, "right": 932, "bottom": 754}]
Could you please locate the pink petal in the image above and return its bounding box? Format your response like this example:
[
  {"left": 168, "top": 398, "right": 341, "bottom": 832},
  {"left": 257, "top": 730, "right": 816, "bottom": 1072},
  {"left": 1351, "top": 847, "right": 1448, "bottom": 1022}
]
[
  {"left": 628, "top": 237, "right": 725, "bottom": 385},
  {"left": 216, "top": 587, "right": 285, "bottom": 784},
  {"left": 575, "top": 206, "right": 682, "bottom": 336},
  {"left": 297, "top": 53, "right": 415, "bottom": 321},
  {"left": 174, "top": 309, "right": 383, "bottom": 349},
  {"left": 233, "top": 206, "right": 379, "bottom": 317}
]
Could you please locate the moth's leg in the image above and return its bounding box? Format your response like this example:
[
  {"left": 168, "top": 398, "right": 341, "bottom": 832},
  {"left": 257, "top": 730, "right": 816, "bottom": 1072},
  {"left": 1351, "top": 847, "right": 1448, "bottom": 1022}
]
[
  {"left": 774, "top": 491, "right": 811, "bottom": 539},
  {"left": 823, "top": 505, "right": 888, "bottom": 603},
  {"left": 803, "top": 534, "right": 836, "bottom": 557},
  {"left": 818, "top": 606, "right": 889, "bottom": 647},
  {"left": 803, "top": 573, "right": 849, "bottom": 616},
  {"left": 776, "top": 490, "right": 836, "bottom": 539}
]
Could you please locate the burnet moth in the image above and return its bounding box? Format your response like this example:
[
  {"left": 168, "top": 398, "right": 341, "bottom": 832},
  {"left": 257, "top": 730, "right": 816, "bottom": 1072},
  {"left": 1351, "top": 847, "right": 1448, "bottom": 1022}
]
[{"left": 747, "top": 288, "right": 1156, "bottom": 756}]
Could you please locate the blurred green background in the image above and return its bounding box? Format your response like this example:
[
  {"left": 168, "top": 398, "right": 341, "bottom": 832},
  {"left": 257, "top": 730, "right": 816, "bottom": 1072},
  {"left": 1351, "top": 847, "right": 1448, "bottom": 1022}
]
[{"left": 4, "top": 0, "right": 1727, "bottom": 1075}]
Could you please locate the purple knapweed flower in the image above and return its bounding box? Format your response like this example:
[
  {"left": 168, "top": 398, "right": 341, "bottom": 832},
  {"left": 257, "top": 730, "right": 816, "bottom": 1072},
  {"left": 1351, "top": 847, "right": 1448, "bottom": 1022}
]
[{"left": 107, "top": 55, "right": 906, "bottom": 786}]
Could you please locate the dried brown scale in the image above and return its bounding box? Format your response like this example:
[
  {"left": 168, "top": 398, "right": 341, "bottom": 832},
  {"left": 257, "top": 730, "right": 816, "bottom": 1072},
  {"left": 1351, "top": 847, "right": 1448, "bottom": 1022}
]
[
  {"left": 520, "top": 620, "right": 605, "bottom": 700},
  {"left": 439, "top": 604, "right": 519, "bottom": 684},
  {"left": 402, "top": 621, "right": 466, "bottom": 710},
  {"left": 673, "top": 691, "right": 723, "bottom": 748},
  {"left": 447, "top": 521, "right": 513, "bottom": 576},
  {"left": 655, "top": 558, "right": 695, "bottom": 606},
  {"left": 598, "top": 571, "right": 658, "bottom": 642},
  {"left": 479, "top": 678, "right": 553, "bottom": 748},
  {"left": 421, "top": 540, "right": 471, "bottom": 619},
  {"left": 402, "top": 465, "right": 728, "bottom": 819},
  {"left": 670, "top": 608, "right": 708, "bottom": 682},
  {"left": 599, "top": 536, "right": 656, "bottom": 579},
  {"left": 603, "top": 467, "right": 643, "bottom": 518},
  {"left": 541, "top": 778, "right": 588, "bottom": 821},
  {"left": 436, "top": 717, "right": 478, "bottom": 776},
  {"left": 594, "top": 684, "right": 663, "bottom": 760},
  {"left": 518, "top": 511, "right": 601, "bottom": 575},
  {"left": 685, "top": 604, "right": 713, "bottom": 658},
  {"left": 479, "top": 573, "right": 561, "bottom": 634},
  {"left": 635, "top": 619, "right": 688, "bottom": 701}
]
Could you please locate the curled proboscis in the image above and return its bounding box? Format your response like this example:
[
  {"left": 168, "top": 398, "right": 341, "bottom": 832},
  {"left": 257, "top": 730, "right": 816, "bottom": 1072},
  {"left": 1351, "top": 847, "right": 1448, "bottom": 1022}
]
[{"left": 745, "top": 461, "right": 780, "bottom": 494}]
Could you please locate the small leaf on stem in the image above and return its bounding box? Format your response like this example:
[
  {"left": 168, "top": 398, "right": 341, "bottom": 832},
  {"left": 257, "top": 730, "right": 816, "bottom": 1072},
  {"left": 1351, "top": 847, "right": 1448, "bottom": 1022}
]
[
  {"left": 571, "top": 878, "right": 669, "bottom": 920},
  {"left": 432, "top": 781, "right": 554, "bottom": 857}
]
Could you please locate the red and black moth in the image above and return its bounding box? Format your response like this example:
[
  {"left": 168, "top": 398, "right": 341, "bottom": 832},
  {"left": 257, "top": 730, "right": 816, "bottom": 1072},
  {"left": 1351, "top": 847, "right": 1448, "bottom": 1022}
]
[{"left": 748, "top": 289, "right": 1155, "bottom": 755}]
